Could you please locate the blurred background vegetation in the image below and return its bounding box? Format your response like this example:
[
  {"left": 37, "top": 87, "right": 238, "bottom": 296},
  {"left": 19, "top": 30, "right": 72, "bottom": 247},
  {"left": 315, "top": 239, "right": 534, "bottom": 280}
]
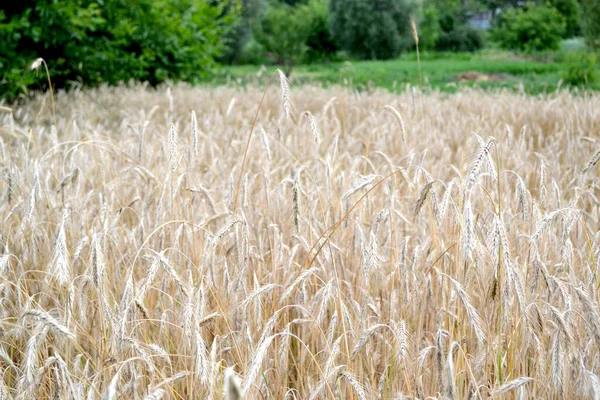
[{"left": 1, "top": 0, "right": 599, "bottom": 101}]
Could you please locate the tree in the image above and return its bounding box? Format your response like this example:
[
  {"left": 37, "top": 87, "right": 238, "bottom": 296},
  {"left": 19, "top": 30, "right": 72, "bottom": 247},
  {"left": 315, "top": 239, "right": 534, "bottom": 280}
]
[
  {"left": 580, "top": 0, "right": 600, "bottom": 50},
  {"left": 329, "top": 0, "right": 417, "bottom": 60},
  {"left": 544, "top": 0, "right": 579, "bottom": 37},
  {"left": 419, "top": 0, "right": 484, "bottom": 52},
  {"left": 277, "top": 0, "right": 307, "bottom": 5},
  {"left": 492, "top": 4, "right": 566, "bottom": 52},
  {"left": 480, "top": 0, "right": 522, "bottom": 21},
  {"left": 304, "top": 0, "right": 338, "bottom": 62},
  {"left": 418, "top": 3, "right": 442, "bottom": 50},
  {"left": 220, "top": 0, "right": 265, "bottom": 64},
  {"left": 435, "top": 26, "right": 484, "bottom": 52},
  {"left": 481, "top": 0, "right": 579, "bottom": 35},
  {"left": 252, "top": 1, "right": 310, "bottom": 73},
  {"left": 0, "top": 0, "right": 238, "bottom": 101}
]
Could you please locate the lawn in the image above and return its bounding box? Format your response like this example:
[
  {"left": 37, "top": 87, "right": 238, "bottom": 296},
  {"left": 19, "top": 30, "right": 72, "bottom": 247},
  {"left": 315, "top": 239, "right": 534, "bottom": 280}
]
[{"left": 213, "top": 51, "right": 600, "bottom": 94}]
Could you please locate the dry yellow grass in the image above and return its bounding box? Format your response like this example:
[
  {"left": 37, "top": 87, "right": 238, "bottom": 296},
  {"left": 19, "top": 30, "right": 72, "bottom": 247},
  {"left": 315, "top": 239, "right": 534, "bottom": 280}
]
[{"left": 1, "top": 80, "right": 600, "bottom": 399}]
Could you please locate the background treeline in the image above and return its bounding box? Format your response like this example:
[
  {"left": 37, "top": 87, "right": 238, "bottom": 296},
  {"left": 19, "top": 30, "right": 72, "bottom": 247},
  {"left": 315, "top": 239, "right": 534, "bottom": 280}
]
[
  {"left": 0, "top": 0, "right": 237, "bottom": 100},
  {"left": 237, "top": 0, "right": 591, "bottom": 67},
  {"left": 1, "top": 0, "right": 599, "bottom": 100}
]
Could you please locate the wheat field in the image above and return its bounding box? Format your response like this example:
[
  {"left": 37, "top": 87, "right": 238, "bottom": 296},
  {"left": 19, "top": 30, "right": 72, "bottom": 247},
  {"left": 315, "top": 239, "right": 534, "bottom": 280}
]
[{"left": 1, "top": 78, "right": 600, "bottom": 399}]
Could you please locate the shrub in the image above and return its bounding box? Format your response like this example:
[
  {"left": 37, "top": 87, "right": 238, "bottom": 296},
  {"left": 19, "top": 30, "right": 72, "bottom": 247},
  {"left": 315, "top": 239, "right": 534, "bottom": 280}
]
[
  {"left": 329, "top": 0, "right": 416, "bottom": 60},
  {"left": 0, "top": 0, "right": 238, "bottom": 101},
  {"left": 562, "top": 52, "right": 597, "bottom": 86},
  {"left": 435, "top": 25, "right": 484, "bottom": 52},
  {"left": 580, "top": 0, "right": 600, "bottom": 50},
  {"left": 492, "top": 4, "right": 566, "bottom": 52}
]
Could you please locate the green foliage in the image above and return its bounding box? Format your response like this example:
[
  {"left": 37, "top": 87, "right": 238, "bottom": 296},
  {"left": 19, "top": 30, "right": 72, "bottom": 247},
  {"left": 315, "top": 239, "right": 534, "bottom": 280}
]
[
  {"left": 562, "top": 52, "right": 597, "bottom": 86},
  {"left": 420, "top": 0, "right": 484, "bottom": 53},
  {"left": 220, "top": 0, "right": 265, "bottom": 64},
  {"left": 431, "top": 0, "right": 465, "bottom": 32},
  {"left": 481, "top": 0, "right": 578, "bottom": 36},
  {"left": 580, "top": 0, "right": 600, "bottom": 50},
  {"left": 228, "top": 0, "right": 336, "bottom": 67},
  {"left": 233, "top": 37, "right": 269, "bottom": 65},
  {"left": 304, "top": 0, "right": 338, "bottom": 62},
  {"left": 252, "top": 1, "right": 310, "bottom": 72},
  {"left": 544, "top": 0, "right": 579, "bottom": 38},
  {"left": 436, "top": 25, "right": 484, "bottom": 52},
  {"left": 329, "top": 0, "right": 416, "bottom": 60},
  {"left": 217, "top": 52, "right": 592, "bottom": 94},
  {"left": 492, "top": 4, "right": 566, "bottom": 52},
  {"left": 0, "top": 0, "right": 238, "bottom": 101},
  {"left": 277, "top": 0, "right": 307, "bottom": 5},
  {"left": 418, "top": 4, "right": 442, "bottom": 50}
]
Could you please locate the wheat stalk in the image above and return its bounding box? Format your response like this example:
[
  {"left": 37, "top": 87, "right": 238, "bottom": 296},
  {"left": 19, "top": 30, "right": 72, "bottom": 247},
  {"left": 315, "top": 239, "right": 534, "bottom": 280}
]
[
  {"left": 2, "top": 82, "right": 599, "bottom": 400},
  {"left": 302, "top": 111, "right": 320, "bottom": 145},
  {"left": 383, "top": 105, "right": 406, "bottom": 143},
  {"left": 277, "top": 69, "right": 292, "bottom": 120},
  {"left": 583, "top": 149, "right": 600, "bottom": 173}
]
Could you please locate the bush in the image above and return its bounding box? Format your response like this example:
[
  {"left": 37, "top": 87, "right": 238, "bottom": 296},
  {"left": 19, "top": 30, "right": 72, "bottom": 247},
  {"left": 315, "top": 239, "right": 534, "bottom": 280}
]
[
  {"left": 329, "top": 0, "right": 416, "bottom": 60},
  {"left": 435, "top": 25, "right": 484, "bottom": 52},
  {"left": 562, "top": 52, "right": 597, "bottom": 86},
  {"left": 580, "top": 0, "right": 600, "bottom": 50},
  {"left": 492, "top": 5, "right": 566, "bottom": 52},
  {"left": 0, "top": 0, "right": 238, "bottom": 101}
]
